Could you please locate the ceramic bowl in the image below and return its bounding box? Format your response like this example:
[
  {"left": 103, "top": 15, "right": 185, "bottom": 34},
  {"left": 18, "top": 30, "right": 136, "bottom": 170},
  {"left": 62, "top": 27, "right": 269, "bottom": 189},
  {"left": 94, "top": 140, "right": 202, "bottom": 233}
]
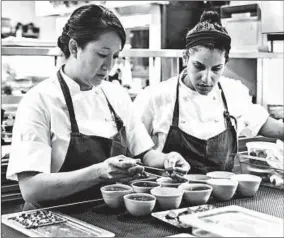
[
  {"left": 207, "top": 179, "right": 238, "bottom": 201},
  {"left": 206, "top": 171, "right": 235, "bottom": 179},
  {"left": 131, "top": 181, "right": 160, "bottom": 193},
  {"left": 100, "top": 184, "right": 133, "bottom": 208},
  {"left": 184, "top": 174, "right": 211, "bottom": 184},
  {"left": 124, "top": 193, "right": 156, "bottom": 216},
  {"left": 178, "top": 183, "right": 213, "bottom": 205},
  {"left": 232, "top": 174, "right": 262, "bottom": 197},
  {"left": 150, "top": 187, "right": 184, "bottom": 210},
  {"left": 156, "top": 177, "right": 185, "bottom": 188}
]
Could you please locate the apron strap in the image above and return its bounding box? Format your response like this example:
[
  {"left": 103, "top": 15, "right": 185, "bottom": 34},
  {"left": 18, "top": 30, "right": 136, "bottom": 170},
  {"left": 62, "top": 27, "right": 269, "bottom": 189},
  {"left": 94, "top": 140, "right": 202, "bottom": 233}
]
[
  {"left": 57, "top": 70, "right": 79, "bottom": 133},
  {"left": 101, "top": 89, "right": 124, "bottom": 131},
  {"left": 172, "top": 75, "right": 181, "bottom": 127},
  {"left": 217, "top": 82, "right": 237, "bottom": 129}
]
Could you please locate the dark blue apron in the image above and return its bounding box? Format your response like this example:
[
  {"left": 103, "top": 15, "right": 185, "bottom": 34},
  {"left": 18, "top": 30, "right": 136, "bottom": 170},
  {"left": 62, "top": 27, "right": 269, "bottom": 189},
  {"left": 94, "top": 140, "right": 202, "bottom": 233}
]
[
  {"left": 162, "top": 74, "right": 238, "bottom": 174},
  {"left": 23, "top": 69, "right": 129, "bottom": 210}
]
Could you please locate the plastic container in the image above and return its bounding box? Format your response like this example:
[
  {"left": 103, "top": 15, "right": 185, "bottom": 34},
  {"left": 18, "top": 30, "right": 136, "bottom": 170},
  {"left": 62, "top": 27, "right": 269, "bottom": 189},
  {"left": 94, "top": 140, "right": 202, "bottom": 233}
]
[
  {"left": 246, "top": 141, "right": 283, "bottom": 170},
  {"left": 236, "top": 152, "right": 284, "bottom": 189}
]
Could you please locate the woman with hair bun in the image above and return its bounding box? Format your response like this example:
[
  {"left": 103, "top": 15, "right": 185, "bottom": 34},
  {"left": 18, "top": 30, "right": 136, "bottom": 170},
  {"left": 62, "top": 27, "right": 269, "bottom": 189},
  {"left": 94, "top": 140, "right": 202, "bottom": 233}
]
[
  {"left": 134, "top": 10, "right": 284, "bottom": 174},
  {"left": 7, "top": 4, "right": 189, "bottom": 210}
]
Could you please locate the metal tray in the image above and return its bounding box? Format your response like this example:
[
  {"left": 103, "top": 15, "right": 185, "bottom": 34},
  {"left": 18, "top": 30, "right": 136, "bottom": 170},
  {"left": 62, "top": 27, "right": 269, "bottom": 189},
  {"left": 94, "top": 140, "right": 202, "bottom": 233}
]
[
  {"left": 179, "top": 205, "right": 283, "bottom": 237},
  {"left": 2, "top": 209, "right": 115, "bottom": 237}
]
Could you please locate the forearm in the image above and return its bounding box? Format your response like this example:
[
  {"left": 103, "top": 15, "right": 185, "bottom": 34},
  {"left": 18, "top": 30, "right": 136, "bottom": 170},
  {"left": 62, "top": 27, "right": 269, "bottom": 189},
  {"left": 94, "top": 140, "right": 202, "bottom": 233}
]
[
  {"left": 258, "top": 117, "right": 284, "bottom": 141},
  {"left": 18, "top": 163, "right": 107, "bottom": 203},
  {"left": 142, "top": 149, "right": 165, "bottom": 168}
]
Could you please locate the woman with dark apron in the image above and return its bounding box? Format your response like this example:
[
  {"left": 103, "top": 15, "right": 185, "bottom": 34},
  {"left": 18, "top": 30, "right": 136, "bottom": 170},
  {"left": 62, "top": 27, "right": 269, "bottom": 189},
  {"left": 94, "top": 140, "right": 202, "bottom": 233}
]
[
  {"left": 162, "top": 71, "right": 238, "bottom": 174},
  {"left": 7, "top": 4, "right": 190, "bottom": 210},
  {"left": 135, "top": 11, "right": 284, "bottom": 173}
]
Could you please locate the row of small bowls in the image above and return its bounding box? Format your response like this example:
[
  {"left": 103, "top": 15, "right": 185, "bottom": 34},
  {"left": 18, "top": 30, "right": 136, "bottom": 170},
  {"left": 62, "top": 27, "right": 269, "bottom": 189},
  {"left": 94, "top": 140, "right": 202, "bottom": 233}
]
[
  {"left": 100, "top": 171, "right": 262, "bottom": 217},
  {"left": 157, "top": 171, "right": 262, "bottom": 200}
]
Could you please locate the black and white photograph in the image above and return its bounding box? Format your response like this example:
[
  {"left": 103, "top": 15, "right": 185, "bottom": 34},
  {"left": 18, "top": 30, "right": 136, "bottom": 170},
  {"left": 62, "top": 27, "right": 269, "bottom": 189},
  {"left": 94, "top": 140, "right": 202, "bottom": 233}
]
[{"left": 1, "top": 1, "right": 283, "bottom": 237}]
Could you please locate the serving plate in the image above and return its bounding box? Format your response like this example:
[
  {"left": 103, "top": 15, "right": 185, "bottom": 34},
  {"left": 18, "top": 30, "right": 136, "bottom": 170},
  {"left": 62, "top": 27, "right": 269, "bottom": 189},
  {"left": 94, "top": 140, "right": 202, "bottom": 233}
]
[
  {"left": 151, "top": 204, "right": 216, "bottom": 228},
  {"left": 2, "top": 209, "right": 115, "bottom": 237},
  {"left": 179, "top": 205, "right": 283, "bottom": 237}
]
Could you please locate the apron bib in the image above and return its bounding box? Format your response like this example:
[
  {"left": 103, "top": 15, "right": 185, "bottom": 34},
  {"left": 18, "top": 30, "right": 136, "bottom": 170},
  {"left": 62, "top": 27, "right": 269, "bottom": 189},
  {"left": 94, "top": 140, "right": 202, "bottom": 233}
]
[
  {"left": 162, "top": 74, "right": 238, "bottom": 174},
  {"left": 23, "top": 69, "right": 129, "bottom": 210}
]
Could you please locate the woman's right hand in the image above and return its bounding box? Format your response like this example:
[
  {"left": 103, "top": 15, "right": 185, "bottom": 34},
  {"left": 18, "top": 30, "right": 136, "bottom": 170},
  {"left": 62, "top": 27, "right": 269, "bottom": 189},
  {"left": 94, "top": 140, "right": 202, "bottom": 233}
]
[{"left": 100, "top": 155, "right": 144, "bottom": 181}]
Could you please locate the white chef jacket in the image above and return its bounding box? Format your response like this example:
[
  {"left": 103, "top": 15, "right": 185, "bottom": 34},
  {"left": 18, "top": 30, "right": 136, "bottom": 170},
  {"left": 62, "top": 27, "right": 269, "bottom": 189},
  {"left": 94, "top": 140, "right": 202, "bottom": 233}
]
[
  {"left": 7, "top": 69, "right": 154, "bottom": 181},
  {"left": 134, "top": 75, "right": 269, "bottom": 151}
]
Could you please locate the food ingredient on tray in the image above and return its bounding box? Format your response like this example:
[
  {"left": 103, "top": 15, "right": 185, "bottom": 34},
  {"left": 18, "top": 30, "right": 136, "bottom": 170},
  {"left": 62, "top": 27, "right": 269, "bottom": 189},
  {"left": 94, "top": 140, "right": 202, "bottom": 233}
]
[
  {"left": 166, "top": 208, "right": 193, "bottom": 220},
  {"left": 165, "top": 205, "right": 215, "bottom": 222},
  {"left": 8, "top": 210, "right": 66, "bottom": 229}
]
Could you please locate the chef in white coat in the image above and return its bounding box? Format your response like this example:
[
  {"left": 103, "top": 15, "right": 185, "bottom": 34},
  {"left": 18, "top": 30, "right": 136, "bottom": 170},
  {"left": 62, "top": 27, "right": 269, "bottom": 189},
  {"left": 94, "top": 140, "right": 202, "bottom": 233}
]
[
  {"left": 6, "top": 4, "right": 189, "bottom": 210},
  {"left": 134, "top": 11, "right": 284, "bottom": 174}
]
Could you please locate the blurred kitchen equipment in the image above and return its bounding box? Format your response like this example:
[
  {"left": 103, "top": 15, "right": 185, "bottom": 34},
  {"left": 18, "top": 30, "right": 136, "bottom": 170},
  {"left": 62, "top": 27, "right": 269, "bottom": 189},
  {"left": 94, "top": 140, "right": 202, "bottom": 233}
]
[
  {"left": 1, "top": 17, "right": 13, "bottom": 38},
  {"left": 220, "top": 3, "right": 265, "bottom": 52},
  {"left": 267, "top": 104, "right": 284, "bottom": 120},
  {"left": 261, "top": 1, "right": 284, "bottom": 34}
]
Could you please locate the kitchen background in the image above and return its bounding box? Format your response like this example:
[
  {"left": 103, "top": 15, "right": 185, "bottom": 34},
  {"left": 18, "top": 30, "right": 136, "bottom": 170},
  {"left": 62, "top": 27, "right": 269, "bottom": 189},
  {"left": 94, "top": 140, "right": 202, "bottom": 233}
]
[{"left": 1, "top": 0, "right": 283, "bottom": 210}]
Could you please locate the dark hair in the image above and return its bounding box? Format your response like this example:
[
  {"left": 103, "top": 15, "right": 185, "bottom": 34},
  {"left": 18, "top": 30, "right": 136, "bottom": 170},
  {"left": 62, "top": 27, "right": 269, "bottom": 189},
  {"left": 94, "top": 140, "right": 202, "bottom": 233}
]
[
  {"left": 185, "top": 11, "right": 230, "bottom": 62},
  {"left": 57, "top": 4, "right": 126, "bottom": 58}
]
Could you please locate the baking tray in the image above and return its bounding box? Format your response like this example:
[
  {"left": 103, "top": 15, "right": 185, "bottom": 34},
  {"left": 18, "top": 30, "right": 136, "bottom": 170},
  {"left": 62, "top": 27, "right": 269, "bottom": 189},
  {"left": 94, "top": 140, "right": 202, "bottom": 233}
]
[
  {"left": 179, "top": 205, "right": 283, "bottom": 237},
  {"left": 151, "top": 204, "right": 216, "bottom": 229},
  {"left": 2, "top": 209, "right": 115, "bottom": 237}
]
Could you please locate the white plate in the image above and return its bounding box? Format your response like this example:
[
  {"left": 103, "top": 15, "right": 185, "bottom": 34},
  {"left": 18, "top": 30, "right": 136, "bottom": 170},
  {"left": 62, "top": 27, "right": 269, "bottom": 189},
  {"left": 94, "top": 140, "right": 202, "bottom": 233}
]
[
  {"left": 247, "top": 166, "right": 273, "bottom": 174},
  {"left": 179, "top": 205, "right": 283, "bottom": 237}
]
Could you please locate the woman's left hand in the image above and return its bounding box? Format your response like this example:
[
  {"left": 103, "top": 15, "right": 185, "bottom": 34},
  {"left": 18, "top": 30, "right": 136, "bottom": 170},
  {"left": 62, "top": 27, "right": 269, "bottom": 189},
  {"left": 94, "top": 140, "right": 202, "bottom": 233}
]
[{"left": 164, "top": 152, "right": 190, "bottom": 174}]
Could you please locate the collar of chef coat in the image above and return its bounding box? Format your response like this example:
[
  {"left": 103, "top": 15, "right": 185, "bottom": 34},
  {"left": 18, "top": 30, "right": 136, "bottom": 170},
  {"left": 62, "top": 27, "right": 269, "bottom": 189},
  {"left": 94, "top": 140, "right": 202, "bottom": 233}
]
[
  {"left": 59, "top": 67, "right": 104, "bottom": 95},
  {"left": 178, "top": 69, "right": 221, "bottom": 101}
]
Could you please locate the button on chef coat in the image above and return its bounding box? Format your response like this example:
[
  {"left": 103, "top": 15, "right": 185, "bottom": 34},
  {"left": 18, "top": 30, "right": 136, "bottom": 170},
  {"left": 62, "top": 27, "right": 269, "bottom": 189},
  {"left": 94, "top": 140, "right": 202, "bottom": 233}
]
[
  {"left": 7, "top": 69, "right": 154, "bottom": 181},
  {"left": 134, "top": 75, "right": 269, "bottom": 151}
]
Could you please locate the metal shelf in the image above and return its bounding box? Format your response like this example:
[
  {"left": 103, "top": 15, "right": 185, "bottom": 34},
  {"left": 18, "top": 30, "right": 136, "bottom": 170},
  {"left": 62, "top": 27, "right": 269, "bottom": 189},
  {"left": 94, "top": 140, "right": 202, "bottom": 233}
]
[{"left": 2, "top": 46, "right": 283, "bottom": 59}]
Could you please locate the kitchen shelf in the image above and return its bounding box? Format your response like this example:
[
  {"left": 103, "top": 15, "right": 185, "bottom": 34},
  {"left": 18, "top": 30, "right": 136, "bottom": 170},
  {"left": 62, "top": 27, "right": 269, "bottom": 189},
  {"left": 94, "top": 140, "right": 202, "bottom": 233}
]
[
  {"left": 2, "top": 46, "right": 283, "bottom": 59},
  {"left": 221, "top": 3, "right": 260, "bottom": 18}
]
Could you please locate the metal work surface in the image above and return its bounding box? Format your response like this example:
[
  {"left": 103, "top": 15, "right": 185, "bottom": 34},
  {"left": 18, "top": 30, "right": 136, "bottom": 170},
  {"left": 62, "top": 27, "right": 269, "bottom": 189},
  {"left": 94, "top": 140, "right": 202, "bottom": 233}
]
[{"left": 1, "top": 186, "right": 283, "bottom": 237}]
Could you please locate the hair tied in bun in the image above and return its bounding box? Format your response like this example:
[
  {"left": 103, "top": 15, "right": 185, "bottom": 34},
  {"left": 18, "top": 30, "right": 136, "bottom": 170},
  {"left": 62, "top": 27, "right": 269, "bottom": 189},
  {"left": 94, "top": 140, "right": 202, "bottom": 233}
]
[{"left": 200, "top": 11, "right": 222, "bottom": 25}]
